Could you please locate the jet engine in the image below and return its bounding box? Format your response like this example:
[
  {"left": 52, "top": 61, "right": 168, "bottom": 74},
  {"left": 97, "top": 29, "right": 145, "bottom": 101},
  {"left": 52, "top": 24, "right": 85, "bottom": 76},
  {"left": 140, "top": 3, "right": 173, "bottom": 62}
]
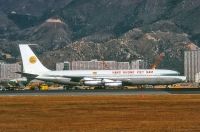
[
  {"left": 82, "top": 78, "right": 122, "bottom": 87},
  {"left": 103, "top": 79, "right": 122, "bottom": 87},
  {"left": 83, "top": 77, "right": 103, "bottom": 86}
]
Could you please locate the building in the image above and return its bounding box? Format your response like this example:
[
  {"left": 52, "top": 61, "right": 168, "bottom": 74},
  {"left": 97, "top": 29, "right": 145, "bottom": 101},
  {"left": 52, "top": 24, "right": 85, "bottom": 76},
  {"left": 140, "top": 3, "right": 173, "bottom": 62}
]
[
  {"left": 71, "top": 60, "right": 132, "bottom": 70},
  {"left": 57, "top": 59, "right": 147, "bottom": 70},
  {"left": 131, "top": 60, "right": 148, "bottom": 69},
  {"left": 184, "top": 50, "right": 200, "bottom": 82},
  {"left": 102, "top": 61, "right": 117, "bottom": 70},
  {"left": 195, "top": 73, "right": 200, "bottom": 83},
  {"left": 56, "top": 61, "right": 70, "bottom": 70},
  {"left": 0, "top": 63, "right": 21, "bottom": 81},
  {"left": 56, "top": 62, "right": 64, "bottom": 71},
  {"left": 117, "top": 62, "right": 130, "bottom": 69},
  {"left": 71, "top": 60, "right": 116, "bottom": 70}
]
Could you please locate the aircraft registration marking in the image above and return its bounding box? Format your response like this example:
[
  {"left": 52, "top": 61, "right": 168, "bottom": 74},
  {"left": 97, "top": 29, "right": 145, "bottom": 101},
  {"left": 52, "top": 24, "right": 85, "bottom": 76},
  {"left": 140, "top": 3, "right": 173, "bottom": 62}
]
[{"left": 112, "top": 70, "right": 154, "bottom": 75}]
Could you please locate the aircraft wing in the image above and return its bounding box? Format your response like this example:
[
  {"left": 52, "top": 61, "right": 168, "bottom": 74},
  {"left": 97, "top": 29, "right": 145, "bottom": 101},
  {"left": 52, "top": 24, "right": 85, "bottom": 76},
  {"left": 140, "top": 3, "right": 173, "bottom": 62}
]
[
  {"left": 48, "top": 75, "right": 84, "bottom": 82},
  {"left": 15, "top": 72, "right": 38, "bottom": 78}
]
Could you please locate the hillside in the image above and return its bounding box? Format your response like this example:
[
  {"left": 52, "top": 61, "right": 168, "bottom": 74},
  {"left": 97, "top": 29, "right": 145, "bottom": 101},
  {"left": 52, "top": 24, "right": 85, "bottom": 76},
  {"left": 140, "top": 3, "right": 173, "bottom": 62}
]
[{"left": 0, "top": 0, "right": 199, "bottom": 73}]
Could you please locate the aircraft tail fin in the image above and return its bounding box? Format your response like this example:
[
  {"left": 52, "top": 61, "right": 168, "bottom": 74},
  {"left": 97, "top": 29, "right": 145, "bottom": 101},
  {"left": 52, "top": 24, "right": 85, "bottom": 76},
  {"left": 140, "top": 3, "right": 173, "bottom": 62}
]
[{"left": 19, "top": 44, "right": 50, "bottom": 75}]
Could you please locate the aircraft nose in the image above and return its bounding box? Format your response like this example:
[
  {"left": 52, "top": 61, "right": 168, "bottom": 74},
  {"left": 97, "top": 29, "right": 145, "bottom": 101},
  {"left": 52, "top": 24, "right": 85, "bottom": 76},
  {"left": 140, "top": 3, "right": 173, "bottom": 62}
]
[{"left": 181, "top": 76, "right": 186, "bottom": 82}]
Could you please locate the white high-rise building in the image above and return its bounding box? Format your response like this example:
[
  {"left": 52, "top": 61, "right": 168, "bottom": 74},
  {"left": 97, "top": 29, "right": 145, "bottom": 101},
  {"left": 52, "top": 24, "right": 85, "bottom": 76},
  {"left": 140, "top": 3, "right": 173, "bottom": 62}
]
[
  {"left": 56, "top": 62, "right": 64, "bottom": 71},
  {"left": 0, "top": 63, "right": 21, "bottom": 81},
  {"left": 56, "top": 61, "right": 70, "bottom": 70},
  {"left": 58, "top": 60, "right": 147, "bottom": 70},
  {"left": 117, "top": 62, "right": 130, "bottom": 70},
  {"left": 184, "top": 50, "right": 200, "bottom": 82},
  {"left": 131, "top": 60, "right": 147, "bottom": 69}
]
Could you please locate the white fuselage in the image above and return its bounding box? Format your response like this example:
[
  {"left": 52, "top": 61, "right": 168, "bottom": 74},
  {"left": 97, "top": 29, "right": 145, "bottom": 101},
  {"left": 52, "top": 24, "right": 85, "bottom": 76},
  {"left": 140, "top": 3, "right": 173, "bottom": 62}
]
[{"left": 36, "top": 69, "right": 186, "bottom": 85}]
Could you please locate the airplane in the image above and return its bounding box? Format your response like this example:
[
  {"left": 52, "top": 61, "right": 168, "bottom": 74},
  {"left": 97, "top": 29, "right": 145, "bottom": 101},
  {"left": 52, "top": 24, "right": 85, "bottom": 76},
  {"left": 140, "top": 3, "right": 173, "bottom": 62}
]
[{"left": 18, "top": 44, "right": 186, "bottom": 88}]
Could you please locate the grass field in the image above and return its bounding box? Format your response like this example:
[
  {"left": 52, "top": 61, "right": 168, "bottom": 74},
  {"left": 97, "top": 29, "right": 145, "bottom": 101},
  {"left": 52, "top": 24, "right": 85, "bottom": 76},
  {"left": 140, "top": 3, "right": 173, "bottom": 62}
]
[{"left": 0, "top": 95, "right": 200, "bottom": 131}]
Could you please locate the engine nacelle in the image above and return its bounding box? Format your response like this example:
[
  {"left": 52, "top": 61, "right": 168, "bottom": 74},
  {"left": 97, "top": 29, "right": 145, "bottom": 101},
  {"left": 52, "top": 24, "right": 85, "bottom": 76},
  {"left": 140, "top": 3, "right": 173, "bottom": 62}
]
[
  {"left": 83, "top": 78, "right": 103, "bottom": 86},
  {"left": 82, "top": 78, "right": 122, "bottom": 87},
  {"left": 103, "top": 79, "right": 122, "bottom": 87}
]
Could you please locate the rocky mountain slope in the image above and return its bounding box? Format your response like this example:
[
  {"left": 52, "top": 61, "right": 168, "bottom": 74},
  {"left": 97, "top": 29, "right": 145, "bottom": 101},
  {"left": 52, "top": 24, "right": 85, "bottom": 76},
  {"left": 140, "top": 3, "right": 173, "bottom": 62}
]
[{"left": 0, "top": 0, "right": 200, "bottom": 73}]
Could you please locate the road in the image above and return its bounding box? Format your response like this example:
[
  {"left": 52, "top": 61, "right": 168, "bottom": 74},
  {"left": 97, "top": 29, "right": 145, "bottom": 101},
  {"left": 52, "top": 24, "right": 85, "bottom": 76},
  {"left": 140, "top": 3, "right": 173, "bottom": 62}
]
[{"left": 1, "top": 88, "right": 200, "bottom": 96}]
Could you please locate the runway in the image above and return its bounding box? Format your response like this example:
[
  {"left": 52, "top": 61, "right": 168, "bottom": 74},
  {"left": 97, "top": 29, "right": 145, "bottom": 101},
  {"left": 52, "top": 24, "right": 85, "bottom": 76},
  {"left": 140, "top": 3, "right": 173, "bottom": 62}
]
[{"left": 1, "top": 88, "right": 200, "bottom": 96}]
